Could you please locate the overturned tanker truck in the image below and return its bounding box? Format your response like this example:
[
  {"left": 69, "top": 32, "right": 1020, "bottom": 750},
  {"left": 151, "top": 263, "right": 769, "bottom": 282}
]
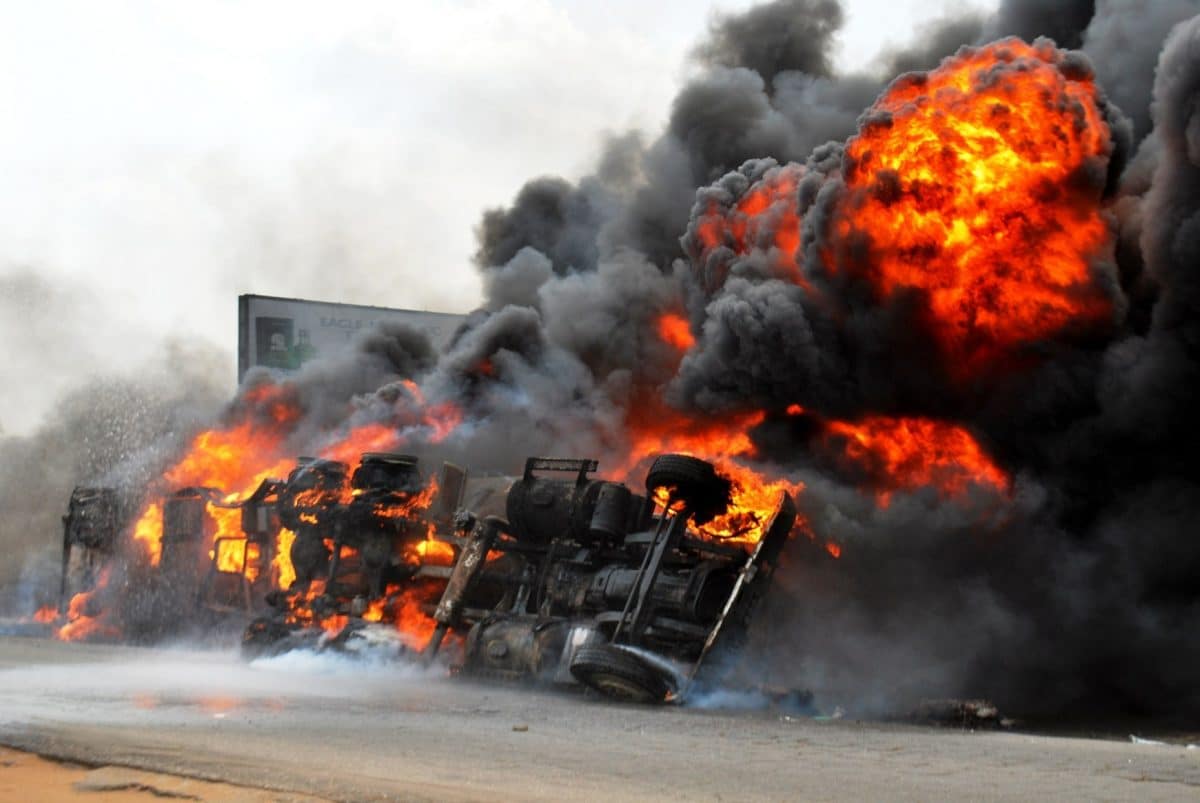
[{"left": 246, "top": 453, "right": 796, "bottom": 705}]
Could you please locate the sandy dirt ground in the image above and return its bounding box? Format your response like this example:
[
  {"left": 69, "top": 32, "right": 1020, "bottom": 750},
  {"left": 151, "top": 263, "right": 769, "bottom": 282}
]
[
  {"left": 1, "top": 635, "right": 1198, "bottom": 801},
  {"left": 0, "top": 745, "right": 328, "bottom": 802}
]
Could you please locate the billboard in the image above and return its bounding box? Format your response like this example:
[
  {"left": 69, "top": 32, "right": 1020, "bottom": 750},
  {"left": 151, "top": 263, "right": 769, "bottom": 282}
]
[{"left": 238, "top": 294, "right": 467, "bottom": 381}]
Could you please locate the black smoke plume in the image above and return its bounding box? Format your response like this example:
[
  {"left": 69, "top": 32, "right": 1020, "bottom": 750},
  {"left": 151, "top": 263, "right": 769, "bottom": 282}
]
[{"left": 452, "top": 2, "right": 1200, "bottom": 719}]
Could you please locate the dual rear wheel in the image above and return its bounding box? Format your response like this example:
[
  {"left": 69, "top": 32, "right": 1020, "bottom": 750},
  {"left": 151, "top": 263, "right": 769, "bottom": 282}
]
[{"left": 569, "top": 644, "right": 672, "bottom": 704}]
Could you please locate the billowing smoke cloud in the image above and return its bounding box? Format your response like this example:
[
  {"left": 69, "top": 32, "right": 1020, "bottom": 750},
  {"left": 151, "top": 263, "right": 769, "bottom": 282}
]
[
  {"left": 877, "top": 12, "right": 986, "bottom": 76},
  {"left": 734, "top": 16, "right": 1200, "bottom": 718},
  {"left": 982, "top": 0, "right": 1096, "bottom": 50},
  {"left": 1098, "top": 13, "right": 1200, "bottom": 455},
  {"left": 473, "top": 132, "right": 645, "bottom": 277},
  {"left": 250, "top": 319, "right": 440, "bottom": 442},
  {"left": 474, "top": 177, "right": 612, "bottom": 276},
  {"left": 476, "top": 0, "right": 862, "bottom": 277},
  {"left": 451, "top": 1, "right": 1200, "bottom": 717},
  {"left": 693, "top": 0, "right": 842, "bottom": 81},
  {"left": 1083, "top": 0, "right": 1200, "bottom": 141},
  {"left": 669, "top": 151, "right": 852, "bottom": 415}
]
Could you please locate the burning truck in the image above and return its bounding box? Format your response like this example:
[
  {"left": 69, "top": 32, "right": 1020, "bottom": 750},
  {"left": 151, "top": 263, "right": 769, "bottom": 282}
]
[
  {"left": 55, "top": 450, "right": 466, "bottom": 632},
  {"left": 242, "top": 452, "right": 796, "bottom": 704},
  {"left": 240, "top": 450, "right": 469, "bottom": 642},
  {"left": 426, "top": 455, "right": 795, "bottom": 703},
  {"left": 55, "top": 441, "right": 799, "bottom": 705},
  {"left": 47, "top": 339, "right": 1001, "bottom": 707}
]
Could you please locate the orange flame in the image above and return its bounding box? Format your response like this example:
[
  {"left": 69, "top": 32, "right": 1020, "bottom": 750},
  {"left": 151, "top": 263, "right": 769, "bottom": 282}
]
[
  {"left": 132, "top": 418, "right": 293, "bottom": 568},
  {"left": 703, "top": 465, "right": 803, "bottom": 545},
  {"left": 280, "top": 579, "right": 341, "bottom": 633},
  {"left": 693, "top": 163, "right": 805, "bottom": 285},
  {"left": 399, "top": 380, "right": 464, "bottom": 444},
  {"left": 163, "top": 423, "right": 293, "bottom": 493},
  {"left": 60, "top": 376, "right": 473, "bottom": 643},
  {"left": 415, "top": 537, "right": 456, "bottom": 566},
  {"left": 268, "top": 469, "right": 449, "bottom": 635},
  {"left": 273, "top": 528, "right": 297, "bottom": 590},
  {"left": 621, "top": 400, "right": 806, "bottom": 546},
  {"left": 657, "top": 312, "right": 696, "bottom": 351},
  {"left": 207, "top": 532, "right": 262, "bottom": 581},
  {"left": 361, "top": 584, "right": 440, "bottom": 650},
  {"left": 821, "top": 415, "right": 1011, "bottom": 507},
  {"left": 622, "top": 401, "right": 764, "bottom": 476},
  {"left": 57, "top": 567, "right": 119, "bottom": 642},
  {"left": 836, "top": 39, "right": 1115, "bottom": 376},
  {"left": 131, "top": 502, "right": 162, "bottom": 565},
  {"left": 372, "top": 477, "right": 440, "bottom": 523},
  {"left": 391, "top": 587, "right": 438, "bottom": 649},
  {"left": 319, "top": 423, "right": 400, "bottom": 466}
]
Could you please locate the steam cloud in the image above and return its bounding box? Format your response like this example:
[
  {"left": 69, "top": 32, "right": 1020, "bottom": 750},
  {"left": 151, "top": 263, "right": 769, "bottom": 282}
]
[
  {"left": 0, "top": 326, "right": 229, "bottom": 613},
  {"left": 13, "top": 0, "right": 1200, "bottom": 721}
]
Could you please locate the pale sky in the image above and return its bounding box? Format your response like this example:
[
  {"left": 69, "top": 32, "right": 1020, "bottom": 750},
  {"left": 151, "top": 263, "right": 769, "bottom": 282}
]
[{"left": 0, "top": 0, "right": 995, "bottom": 435}]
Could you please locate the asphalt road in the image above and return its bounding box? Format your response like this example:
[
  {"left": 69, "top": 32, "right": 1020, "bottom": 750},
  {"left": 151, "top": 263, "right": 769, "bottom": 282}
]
[{"left": 1, "top": 635, "right": 1198, "bottom": 801}]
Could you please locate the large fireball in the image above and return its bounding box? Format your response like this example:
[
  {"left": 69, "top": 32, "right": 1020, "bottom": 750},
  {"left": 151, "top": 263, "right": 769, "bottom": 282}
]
[{"left": 836, "top": 38, "right": 1117, "bottom": 376}]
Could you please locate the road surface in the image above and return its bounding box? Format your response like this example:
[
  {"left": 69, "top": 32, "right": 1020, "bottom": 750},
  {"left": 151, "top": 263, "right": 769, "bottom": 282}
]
[{"left": 1, "top": 636, "right": 1198, "bottom": 801}]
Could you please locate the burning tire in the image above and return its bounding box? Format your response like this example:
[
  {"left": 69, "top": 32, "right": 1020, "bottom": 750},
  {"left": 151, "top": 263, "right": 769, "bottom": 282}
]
[
  {"left": 644, "top": 454, "right": 731, "bottom": 525},
  {"left": 569, "top": 644, "right": 671, "bottom": 704}
]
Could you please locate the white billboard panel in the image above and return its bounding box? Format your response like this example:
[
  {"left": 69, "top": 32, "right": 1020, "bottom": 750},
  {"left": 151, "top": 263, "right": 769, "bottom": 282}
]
[{"left": 238, "top": 294, "right": 466, "bottom": 381}]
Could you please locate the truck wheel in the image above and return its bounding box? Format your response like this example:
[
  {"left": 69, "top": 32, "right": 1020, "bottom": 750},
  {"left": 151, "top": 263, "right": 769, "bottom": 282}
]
[
  {"left": 569, "top": 644, "right": 670, "bottom": 704},
  {"left": 644, "top": 454, "right": 732, "bottom": 525}
]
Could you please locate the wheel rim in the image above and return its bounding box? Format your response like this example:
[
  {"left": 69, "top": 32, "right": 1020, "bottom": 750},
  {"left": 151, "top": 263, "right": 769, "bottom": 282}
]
[{"left": 588, "top": 672, "right": 656, "bottom": 702}]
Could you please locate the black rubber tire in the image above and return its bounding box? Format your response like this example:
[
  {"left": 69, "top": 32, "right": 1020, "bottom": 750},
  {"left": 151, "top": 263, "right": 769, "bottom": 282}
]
[
  {"left": 644, "top": 454, "right": 731, "bottom": 525},
  {"left": 569, "top": 644, "right": 671, "bottom": 704},
  {"left": 645, "top": 453, "right": 718, "bottom": 492}
]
